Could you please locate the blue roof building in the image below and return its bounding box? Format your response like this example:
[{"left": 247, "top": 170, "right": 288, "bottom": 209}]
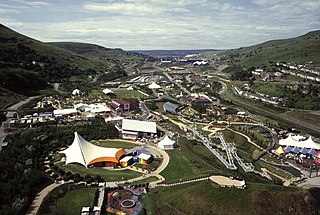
[{"left": 163, "top": 102, "right": 179, "bottom": 114}]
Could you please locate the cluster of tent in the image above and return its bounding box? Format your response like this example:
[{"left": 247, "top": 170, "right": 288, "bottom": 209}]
[
  {"left": 274, "top": 134, "right": 320, "bottom": 158},
  {"left": 274, "top": 145, "right": 320, "bottom": 158}
]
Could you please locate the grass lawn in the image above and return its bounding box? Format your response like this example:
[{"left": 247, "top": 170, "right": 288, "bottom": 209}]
[
  {"left": 285, "top": 75, "right": 305, "bottom": 82},
  {"left": 89, "top": 89, "right": 109, "bottom": 98},
  {"left": 255, "top": 114, "right": 279, "bottom": 127},
  {"left": 261, "top": 153, "right": 284, "bottom": 165},
  {"left": 141, "top": 181, "right": 311, "bottom": 215},
  {"left": 233, "top": 125, "right": 269, "bottom": 149},
  {"left": 58, "top": 164, "right": 141, "bottom": 181},
  {"left": 55, "top": 187, "right": 96, "bottom": 215},
  {"left": 112, "top": 88, "right": 148, "bottom": 99},
  {"left": 258, "top": 161, "right": 294, "bottom": 180},
  {"left": 134, "top": 158, "right": 162, "bottom": 172},
  {"left": 281, "top": 111, "right": 320, "bottom": 130},
  {"left": 160, "top": 137, "right": 214, "bottom": 183},
  {"left": 221, "top": 129, "right": 260, "bottom": 162},
  {"left": 91, "top": 139, "right": 137, "bottom": 149},
  {"left": 251, "top": 83, "right": 284, "bottom": 97}
]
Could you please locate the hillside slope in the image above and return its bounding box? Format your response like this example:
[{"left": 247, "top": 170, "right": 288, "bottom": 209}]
[
  {"left": 0, "top": 24, "right": 135, "bottom": 107},
  {"left": 49, "top": 42, "right": 143, "bottom": 65},
  {"left": 216, "top": 30, "right": 320, "bottom": 67}
]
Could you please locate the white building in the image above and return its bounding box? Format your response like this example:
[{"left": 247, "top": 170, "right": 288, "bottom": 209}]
[{"left": 121, "top": 119, "right": 157, "bottom": 140}]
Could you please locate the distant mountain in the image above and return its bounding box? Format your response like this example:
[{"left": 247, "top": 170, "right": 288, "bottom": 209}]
[
  {"left": 218, "top": 30, "right": 320, "bottom": 67},
  {"left": 49, "top": 42, "right": 143, "bottom": 64},
  {"left": 133, "top": 49, "right": 222, "bottom": 57}
]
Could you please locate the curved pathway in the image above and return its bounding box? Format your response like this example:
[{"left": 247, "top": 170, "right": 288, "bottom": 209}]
[
  {"left": 27, "top": 141, "right": 170, "bottom": 214},
  {"left": 26, "top": 183, "right": 61, "bottom": 215}
]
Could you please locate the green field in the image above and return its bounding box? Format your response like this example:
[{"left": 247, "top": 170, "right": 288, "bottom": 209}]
[
  {"left": 91, "top": 139, "right": 137, "bottom": 149},
  {"left": 58, "top": 164, "right": 141, "bottom": 181},
  {"left": 221, "top": 129, "right": 261, "bottom": 162},
  {"left": 251, "top": 83, "right": 284, "bottom": 97},
  {"left": 160, "top": 138, "right": 216, "bottom": 182},
  {"left": 141, "top": 181, "right": 315, "bottom": 215},
  {"left": 55, "top": 187, "right": 96, "bottom": 215},
  {"left": 112, "top": 88, "right": 148, "bottom": 99},
  {"left": 216, "top": 30, "right": 320, "bottom": 67},
  {"left": 0, "top": 87, "right": 25, "bottom": 109},
  {"left": 281, "top": 111, "right": 320, "bottom": 130}
]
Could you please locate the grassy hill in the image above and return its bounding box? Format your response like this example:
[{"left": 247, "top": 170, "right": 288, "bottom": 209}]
[
  {"left": 0, "top": 24, "right": 115, "bottom": 71},
  {"left": 142, "top": 182, "right": 317, "bottom": 215},
  {"left": 0, "top": 23, "right": 141, "bottom": 108},
  {"left": 212, "top": 30, "right": 320, "bottom": 67},
  {"left": 48, "top": 42, "right": 142, "bottom": 65}
]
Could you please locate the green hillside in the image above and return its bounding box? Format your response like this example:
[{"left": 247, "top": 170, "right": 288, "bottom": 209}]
[
  {"left": 214, "top": 30, "right": 320, "bottom": 67},
  {"left": 48, "top": 42, "right": 142, "bottom": 65},
  {"left": 0, "top": 24, "right": 115, "bottom": 71},
  {"left": 0, "top": 23, "right": 138, "bottom": 108}
]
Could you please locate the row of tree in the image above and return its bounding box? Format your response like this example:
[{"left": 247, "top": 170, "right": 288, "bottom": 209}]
[{"left": 0, "top": 118, "right": 119, "bottom": 215}]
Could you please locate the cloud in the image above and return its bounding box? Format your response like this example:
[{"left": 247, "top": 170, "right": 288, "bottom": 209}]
[
  {"left": 83, "top": 1, "right": 191, "bottom": 15},
  {"left": 0, "top": 0, "right": 319, "bottom": 50},
  {"left": 24, "top": 1, "right": 52, "bottom": 6}
]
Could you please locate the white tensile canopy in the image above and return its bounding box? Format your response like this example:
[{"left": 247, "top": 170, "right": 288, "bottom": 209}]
[
  {"left": 53, "top": 108, "right": 78, "bottom": 116},
  {"left": 279, "top": 133, "right": 320, "bottom": 150},
  {"left": 148, "top": 82, "right": 161, "bottom": 89},
  {"left": 72, "top": 89, "right": 80, "bottom": 95},
  {"left": 102, "top": 88, "right": 114, "bottom": 95},
  {"left": 158, "top": 135, "right": 176, "bottom": 150},
  {"left": 60, "top": 132, "right": 125, "bottom": 167}
]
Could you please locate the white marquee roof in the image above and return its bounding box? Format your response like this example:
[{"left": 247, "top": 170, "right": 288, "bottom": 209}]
[
  {"left": 60, "top": 132, "right": 125, "bottom": 167},
  {"left": 122, "top": 119, "right": 156, "bottom": 134},
  {"left": 72, "top": 89, "right": 80, "bottom": 95},
  {"left": 279, "top": 134, "right": 320, "bottom": 150},
  {"left": 148, "top": 82, "right": 161, "bottom": 89},
  {"left": 90, "top": 103, "right": 111, "bottom": 113},
  {"left": 158, "top": 135, "right": 176, "bottom": 146},
  {"left": 53, "top": 108, "right": 77, "bottom": 116},
  {"left": 102, "top": 88, "right": 114, "bottom": 95}
]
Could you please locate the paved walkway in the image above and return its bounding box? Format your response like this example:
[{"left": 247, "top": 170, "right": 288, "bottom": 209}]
[{"left": 25, "top": 183, "right": 61, "bottom": 215}]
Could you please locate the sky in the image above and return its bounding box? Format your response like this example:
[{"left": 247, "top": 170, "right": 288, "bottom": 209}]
[{"left": 1, "top": 0, "right": 320, "bottom": 50}]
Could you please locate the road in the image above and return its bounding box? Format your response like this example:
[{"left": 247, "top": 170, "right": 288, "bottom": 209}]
[
  {"left": 0, "top": 96, "right": 40, "bottom": 150},
  {"left": 218, "top": 80, "right": 320, "bottom": 135}
]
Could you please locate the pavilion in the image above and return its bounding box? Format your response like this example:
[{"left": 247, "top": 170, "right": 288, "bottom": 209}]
[
  {"left": 60, "top": 132, "right": 126, "bottom": 168},
  {"left": 279, "top": 134, "right": 320, "bottom": 150},
  {"left": 158, "top": 135, "right": 176, "bottom": 150}
]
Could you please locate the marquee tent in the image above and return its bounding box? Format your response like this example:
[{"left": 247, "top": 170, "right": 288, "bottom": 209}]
[
  {"left": 102, "top": 88, "right": 114, "bottom": 95},
  {"left": 148, "top": 82, "right": 161, "bottom": 89},
  {"left": 279, "top": 134, "right": 320, "bottom": 150},
  {"left": 291, "top": 146, "right": 300, "bottom": 154},
  {"left": 72, "top": 89, "right": 80, "bottom": 96},
  {"left": 300, "top": 147, "right": 308, "bottom": 155},
  {"left": 60, "top": 132, "right": 126, "bottom": 168},
  {"left": 284, "top": 145, "right": 291, "bottom": 153},
  {"left": 308, "top": 148, "right": 317, "bottom": 156},
  {"left": 275, "top": 146, "right": 285, "bottom": 154},
  {"left": 158, "top": 135, "right": 176, "bottom": 150}
]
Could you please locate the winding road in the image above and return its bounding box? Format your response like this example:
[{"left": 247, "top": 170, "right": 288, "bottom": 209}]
[{"left": 0, "top": 96, "right": 40, "bottom": 150}]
